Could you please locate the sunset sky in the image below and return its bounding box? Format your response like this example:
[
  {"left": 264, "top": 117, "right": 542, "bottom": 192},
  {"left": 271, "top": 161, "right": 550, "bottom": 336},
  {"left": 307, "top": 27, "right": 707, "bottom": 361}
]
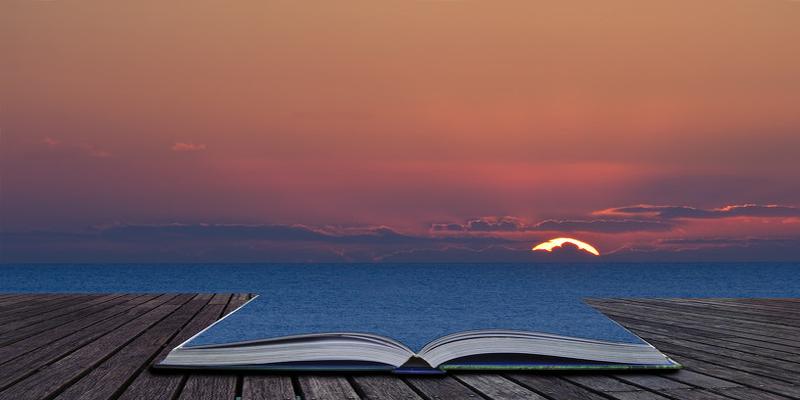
[{"left": 2, "top": 0, "right": 799, "bottom": 262}]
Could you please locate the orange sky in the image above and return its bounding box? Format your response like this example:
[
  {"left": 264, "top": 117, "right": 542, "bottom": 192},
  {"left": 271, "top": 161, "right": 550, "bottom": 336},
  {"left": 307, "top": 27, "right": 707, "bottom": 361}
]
[{"left": 2, "top": 0, "right": 799, "bottom": 261}]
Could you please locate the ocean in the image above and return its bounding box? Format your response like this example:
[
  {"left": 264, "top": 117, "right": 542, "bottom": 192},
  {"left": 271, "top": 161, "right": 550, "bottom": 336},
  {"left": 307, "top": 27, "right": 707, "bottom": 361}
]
[{"left": 2, "top": 263, "right": 799, "bottom": 350}]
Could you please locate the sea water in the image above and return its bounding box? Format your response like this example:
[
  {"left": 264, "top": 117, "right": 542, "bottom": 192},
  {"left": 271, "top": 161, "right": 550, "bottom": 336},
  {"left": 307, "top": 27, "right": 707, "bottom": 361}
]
[{"left": 1, "top": 263, "right": 798, "bottom": 351}]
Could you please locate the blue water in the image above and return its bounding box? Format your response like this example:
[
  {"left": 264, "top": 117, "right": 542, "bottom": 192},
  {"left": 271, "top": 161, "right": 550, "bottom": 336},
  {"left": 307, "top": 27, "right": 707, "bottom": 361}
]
[{"left": 2, "top": 263, "right": 799, "bottom": 351}]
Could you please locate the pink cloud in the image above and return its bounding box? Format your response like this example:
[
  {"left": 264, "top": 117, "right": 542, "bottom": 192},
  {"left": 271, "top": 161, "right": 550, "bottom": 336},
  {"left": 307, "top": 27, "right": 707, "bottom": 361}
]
[
  {"left": 172, "top": 142, "right": 207, "bottom": 152},
  {"left": 41, "top": 137, "right": 61, "bottom": 147},
  {"left": 83, "top": 145, "right": 112, "bottom": 158}
]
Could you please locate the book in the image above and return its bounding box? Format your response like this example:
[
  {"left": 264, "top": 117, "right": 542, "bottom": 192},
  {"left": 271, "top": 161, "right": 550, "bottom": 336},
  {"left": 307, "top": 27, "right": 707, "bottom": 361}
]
[{"left": 156, "top": 296, "right": 680, "bottom": 373}]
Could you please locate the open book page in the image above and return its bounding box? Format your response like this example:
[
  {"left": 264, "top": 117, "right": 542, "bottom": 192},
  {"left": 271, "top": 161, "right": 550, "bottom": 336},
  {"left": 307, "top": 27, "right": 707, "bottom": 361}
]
[{"left": 183, "top": 264, "right": 645, "bottom": 352}]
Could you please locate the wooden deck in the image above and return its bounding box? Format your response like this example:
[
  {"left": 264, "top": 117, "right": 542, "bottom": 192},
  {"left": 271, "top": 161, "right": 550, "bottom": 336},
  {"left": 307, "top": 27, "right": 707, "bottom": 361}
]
[{"left": 0, "top": 294, "right": 798, "bottom": 400}]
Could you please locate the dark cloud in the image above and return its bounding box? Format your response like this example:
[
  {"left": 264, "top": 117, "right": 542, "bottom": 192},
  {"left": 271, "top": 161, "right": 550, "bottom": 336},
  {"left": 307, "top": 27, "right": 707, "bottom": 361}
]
[
  {"left": 598, "top": 204, "right": 800, "bottom": 219},
  {"left": 0, "top": 222, "right": 514, "bottom": 263},
  {"left": 431, "top": 217, "right": 523, "bottom": 232},
  {"left": 531, "top": 219, "right": 673, "bottom": 233},
  {"left": 98, "top": 223, "right": 331, "bottom": 241},
  {"left": 607, "top": 237, "right": 800, "bottom": 262},
  {"left": 92, "top": 223, "right": 510, "bottom": 245},
  {"left": 430, "top": 223, "right": 467, "bottom": 232},
  {"left": 432, "top": 217, "right": 672, "bottom": 233}
]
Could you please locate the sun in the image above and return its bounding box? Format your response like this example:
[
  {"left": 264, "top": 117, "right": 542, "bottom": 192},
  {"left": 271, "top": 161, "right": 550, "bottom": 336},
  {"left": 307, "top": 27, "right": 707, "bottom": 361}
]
[{"left": 532, "top": 237, "right": 601, "bottom": 256}]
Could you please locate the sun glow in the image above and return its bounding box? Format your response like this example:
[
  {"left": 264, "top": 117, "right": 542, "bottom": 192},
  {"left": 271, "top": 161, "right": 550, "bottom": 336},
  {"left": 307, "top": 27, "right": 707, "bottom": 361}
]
[{"left": 532, "top": 237, "right": 601, "bottom": 256}]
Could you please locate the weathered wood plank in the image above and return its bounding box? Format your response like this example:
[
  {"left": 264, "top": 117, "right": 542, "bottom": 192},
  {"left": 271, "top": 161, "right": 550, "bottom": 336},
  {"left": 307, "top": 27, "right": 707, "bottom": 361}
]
[
  {"left": 588, "top": 300, "right": 800, "bottom": 342},
  {"left": 626, "top": 299, "right": 800, "bottom": 328},
  {"left": 634, "top": 370, "right": 739, "bottom": 390},
  {"left": 0, "top": 294, "right": 93, "bottom": 322},
  {"left": 0, "top": 295, "right": 796, "bottom": 400},
  {"left": 405, "top": 376, "right": 483, "bottom": 400},
  {"left": 177, "top": 294, "right": 242, "bottom": 400},
  {"left": 715, "top": 387, "right": 796, "bottom": 400},
  {"left": 0, "top": 294, "right": 123, "bottom": 334},
  {"left": 0, "top": 294, "right": 188, "bottom": 400},
  {"left": 0, "top": 294, "right": 133, "bottom": 346},
  {"left": 0, "top": 294, "right": 145, "bottom": 365},
  {"left": 298, "top": 376, "right": 360, "bottom": 400},
  {"left": 506, "top": 374, "right": 609, "bottom": 400},
  {"left": 455, "top": 374, "right": 546, "bottom": 399},
  {"left": 611, "top": 374, "right": 692, "bottom": 391},
  {"left": 117, "top": 295, "right": 222, "bottom": 400},
  {"left": 242, "top": 375, "right": 295, "bottom": 400},
  {"left": 351, "top": 375, "right": 421, "bottom": 400},
  {"left": 0, "top": 294, "right": 168, "bottom": 391},
  {"left": 564, "top": 375, "right": 641, "bottom": 392},
  {"left": 179, "top": 374, "right": 237, "bottom": 400},
  {"left": 588, "top": 302, "right": 800, "bottom": 349},
  {"left": 53, "top": 295, "right": 212, "bottom": 400},
  {"left": 592, "top": 312, "right": 800, "bottom": 362}
]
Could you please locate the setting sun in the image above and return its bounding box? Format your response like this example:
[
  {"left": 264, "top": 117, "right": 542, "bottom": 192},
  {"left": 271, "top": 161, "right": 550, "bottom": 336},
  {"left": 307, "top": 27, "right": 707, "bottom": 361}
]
[{"left": 532, "top": 238, "right": 601, "bottom": 256}]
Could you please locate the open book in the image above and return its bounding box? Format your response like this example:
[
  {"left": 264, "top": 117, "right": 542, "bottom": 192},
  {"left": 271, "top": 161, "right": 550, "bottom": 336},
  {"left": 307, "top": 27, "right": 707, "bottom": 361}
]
[{"left": 157, "top": 296, "right": 679, "bottom": 373}]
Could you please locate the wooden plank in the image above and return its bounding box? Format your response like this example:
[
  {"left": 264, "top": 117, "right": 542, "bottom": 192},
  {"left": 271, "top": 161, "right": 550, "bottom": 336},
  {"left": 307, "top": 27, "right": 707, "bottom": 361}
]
[
  {"left": 678, "top": 299, "right": 800, "bottom": 318},
  {"left": 564, "top": 375, "right": 641, "bottom": 392},
  {"left": 599, "top": 310, "right": 800, "bottom": 357},
  {"left": 0, "top": 293, "right": 74, "bottom": 315},
  {"left": 601, "top": 391, "right": 671, "bottom": 400},
  {"left": 0, "top": 294, "right": 133, "bottom": 345},
  {"left": 588, "top": 300, "right": 800, "bottom": 342},
  {"left": 406, "top": 375, "right": 485, "bottom": 400},
  {"left": 455, "top": 374, "right": 546, "bottom": 399},
  {"left": 179, "top": 374, "right": 237, "bottom": 400},
  {"left": 0, "top": 294, "right": 146, "bottom": 365},
  {"left": 351, "top": 375, "right": 422, "bottom": 400},
  {"left": 640, "top": 370, "right": 740, "bottom": 390},
  {"left": 589, "top": 302, "right": 800, "bottom": 349},
  {"left": 242, "top": 375, "right": 295, "bottom": 400},
  {"left": 0, "top": 294, "right": 48, "bottom": 309},
  {"left": 611, "top": 374, "right": 691, "bottom": 391},
  {"left": 0, "top": 295, "right": 797, "bottom": 400},
  {"left": 117, "top": 295, "right": 224, "bottom": 400},
  {"left": 0, "top": 294, "right": 123, "bottom": 334},
  {"left": 298, "top": 376, "right": 360, "bottom": 400},
  {"left": 715, "top": 387, "right": 795, "bottom": 400},
  {"left": 0, "top": 294, "right": 188, "bottom": 400},
  {"left": 0, "top": 294, "right": 91, "bottom": 322},
  {"left": 506, "top": 374, "right": 609, "bottom": 400},
  {"left": 177, "top": 294, "right": 242, "bottom": 400},
  {"left": 52, "top": 295, "right": 212, "bottom": 400},
  {"left": 0, "top": 294, "right": 168, "bottom": 391},
  {"left": 644, "top": 339, "right": 800, "bottom": 384},
  {"left": 626, "top": 299, "right": 800, "bottom": 328},
  {"left": 594, "top": 312, "right": 800, "bottom": 362},
  {"left": 629, "top": 344, "right": 800, "bottom": 399}
]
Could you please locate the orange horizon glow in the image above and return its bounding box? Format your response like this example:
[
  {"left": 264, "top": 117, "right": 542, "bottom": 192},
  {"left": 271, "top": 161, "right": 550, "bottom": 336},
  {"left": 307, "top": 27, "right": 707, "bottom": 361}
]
[{"left": 532, "top": 238, "right": 601, "bottom": 256}]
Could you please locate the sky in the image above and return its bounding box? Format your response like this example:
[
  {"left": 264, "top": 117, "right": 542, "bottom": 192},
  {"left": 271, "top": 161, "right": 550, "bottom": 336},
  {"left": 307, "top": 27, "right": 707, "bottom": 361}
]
[{"left": 1, "top": 0, "right": 799, "bottom": 262}]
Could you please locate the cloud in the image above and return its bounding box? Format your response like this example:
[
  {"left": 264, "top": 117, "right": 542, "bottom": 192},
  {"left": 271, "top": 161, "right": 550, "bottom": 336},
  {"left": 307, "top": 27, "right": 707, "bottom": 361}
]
[
  {"left": 432, "top": 217, "right": 672, "bottom": 233},
  {"left": 431, "top": 217, "right": 525, "bottom": 232},
  {"left": 0, "top": 222, "right": 512, "bottom": 263},
  {"left": 530, "top": 219, "right": 673, "bottom": 233},
  {"left": 41, "top": 137, "right": 61, "bottom": 147},
  {"left": 86, "top": 223, "right": 510, "bottom": 246},
  {"left": 596, "top": 204, "right": 800, "bottom": 219},
  {"left": 82, "top": 145, "right": 112, "bottom": 158},
  {"left": 37, "top": 137, "right": 111, "bottom": 158},
  {"left": 172, "top": 142, "right": 207, "bottom": 152},
  {"left": 607, "top": 237, "right": 800, "bottom": 262}
]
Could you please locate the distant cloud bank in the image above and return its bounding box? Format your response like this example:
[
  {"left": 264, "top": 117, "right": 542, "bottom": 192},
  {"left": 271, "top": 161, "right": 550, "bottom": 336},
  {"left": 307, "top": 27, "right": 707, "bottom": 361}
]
[
  {"left": 596, "top": 204, "right": 800, "bottom": 219},
  {"left": 2, "top": 203, "right": 798, "bottom": 263},
  {"left": 171, "top": 142, "right": 207, "bottom": 152}
]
